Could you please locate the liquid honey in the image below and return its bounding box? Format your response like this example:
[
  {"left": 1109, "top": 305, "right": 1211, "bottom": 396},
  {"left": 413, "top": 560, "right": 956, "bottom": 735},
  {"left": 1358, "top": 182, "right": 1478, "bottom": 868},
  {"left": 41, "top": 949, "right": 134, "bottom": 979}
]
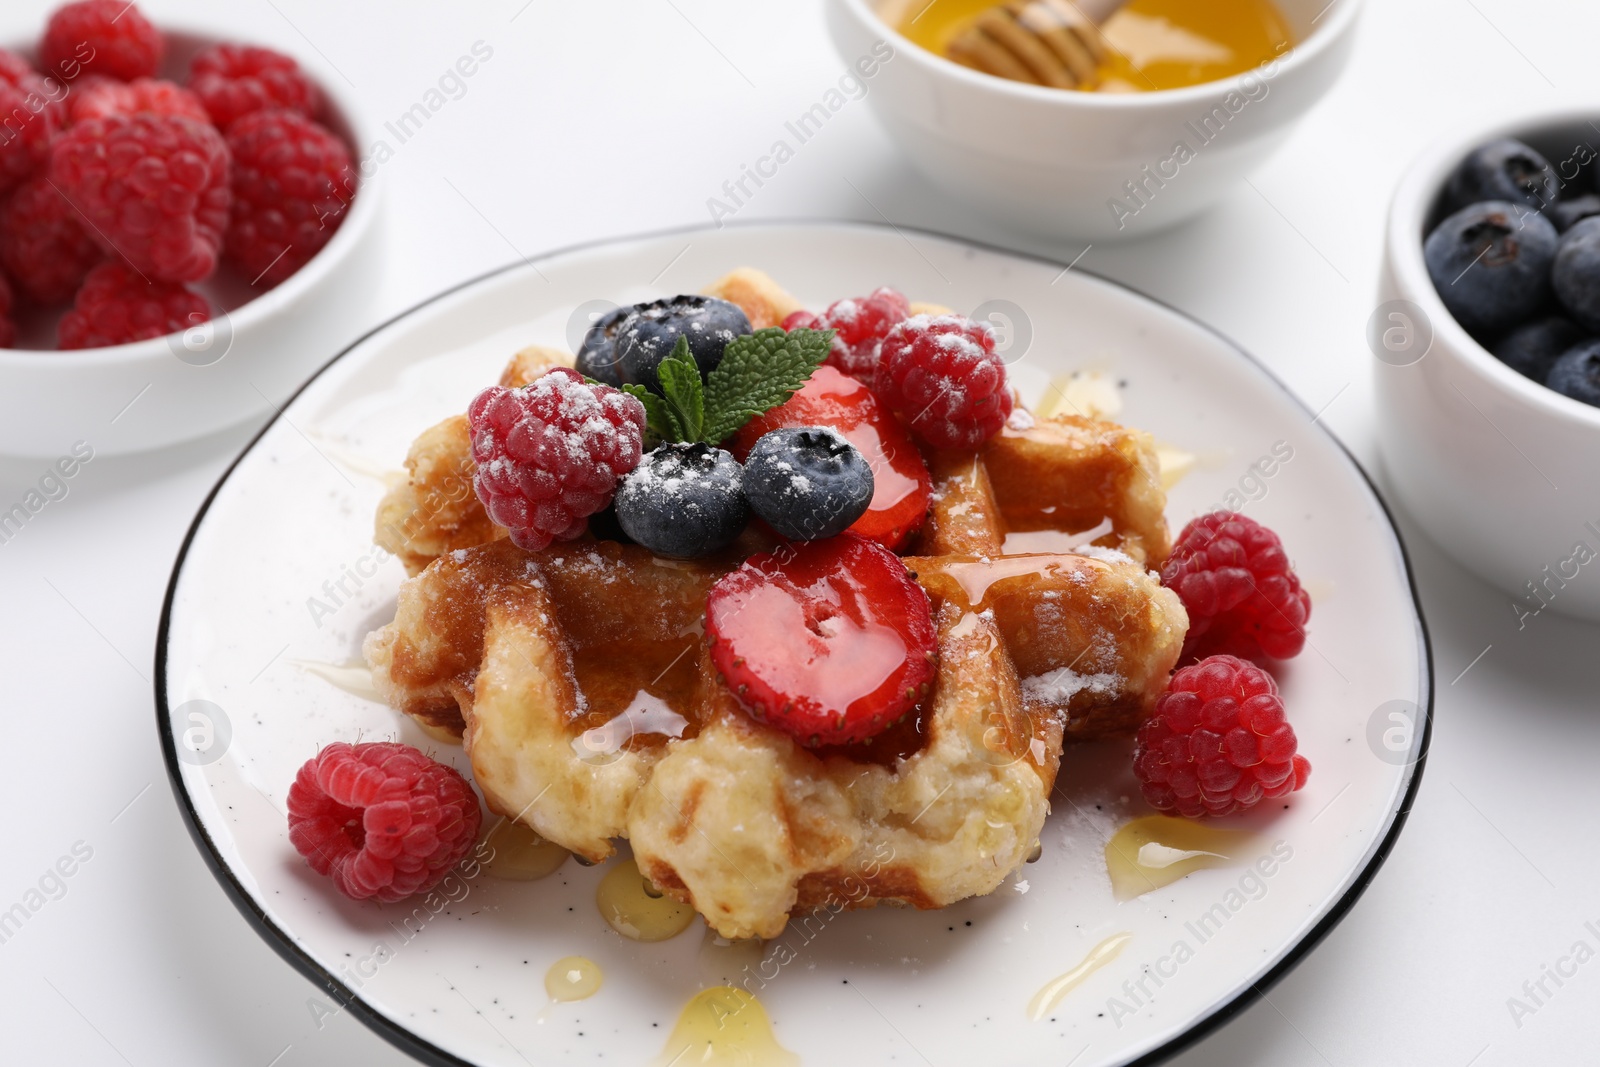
[
  {"left": 1027, "top": 931, "right": 1132, "bottom": 1020},
  {"left": 899, "top": 0, "right": 1295, "bottom": 92},
  {"left": 481, "top": 819, "right": 570, "bottom": 881},
  {"left": 655, "top": 987, "right": 799, "bottom": 1067},
  {"left": 545, "top": 956, "right": 603, "bottom": 1001},
  {"left": 1104, "top": 814, "right": 1253, "bottom": 899},
  {"left": 596, "top": 857, "right": 696, "bottom": 941}
]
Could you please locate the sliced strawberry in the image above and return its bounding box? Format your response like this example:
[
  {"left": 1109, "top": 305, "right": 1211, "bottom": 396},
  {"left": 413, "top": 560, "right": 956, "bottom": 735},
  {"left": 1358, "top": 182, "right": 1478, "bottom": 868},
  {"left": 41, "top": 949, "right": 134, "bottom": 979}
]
[
  {"left": 707, "top": 535, "right": 938, "bottom": 747},
  {"left": 730, "top": 365, "right": 931, "bottom": 550}
]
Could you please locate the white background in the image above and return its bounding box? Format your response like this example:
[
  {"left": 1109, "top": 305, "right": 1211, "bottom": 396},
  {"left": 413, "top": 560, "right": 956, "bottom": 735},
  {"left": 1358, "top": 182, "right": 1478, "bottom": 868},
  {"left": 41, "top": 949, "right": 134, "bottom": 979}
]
[{"left": 1, "top": 1, "right": 1597, "bottom": 1065}]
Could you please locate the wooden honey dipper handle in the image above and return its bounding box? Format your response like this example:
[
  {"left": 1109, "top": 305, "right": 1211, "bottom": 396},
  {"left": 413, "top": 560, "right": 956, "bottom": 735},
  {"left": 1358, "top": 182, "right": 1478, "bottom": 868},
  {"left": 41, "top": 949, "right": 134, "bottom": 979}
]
[{"left": 948, "top": 0, "right": 1130, "bottom": 90}]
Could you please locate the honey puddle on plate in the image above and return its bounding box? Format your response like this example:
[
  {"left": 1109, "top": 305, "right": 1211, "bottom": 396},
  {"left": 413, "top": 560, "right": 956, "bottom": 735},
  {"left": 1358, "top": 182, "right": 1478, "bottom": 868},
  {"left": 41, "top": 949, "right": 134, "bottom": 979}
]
[
  {"left": 545, "top": 955, "right": 603, "bottom": 1002},
  {"left": 597, "top": 857, "right": 696, "bottom": 941},
  {"left": 292, "top": 659, "right": 382, "bottom": 703},
  {"left": 1027, "top": 931, "right": 1133, "bottom": 1021},
  {"left": 1105, "top": 815, "right": 1254, "bottom": 900},
  {"left": 655, "top": 987, "right": 799, "bottom": 1067},
  {"left": 481, "top": 819, "right": 569, "bottom": 881}
]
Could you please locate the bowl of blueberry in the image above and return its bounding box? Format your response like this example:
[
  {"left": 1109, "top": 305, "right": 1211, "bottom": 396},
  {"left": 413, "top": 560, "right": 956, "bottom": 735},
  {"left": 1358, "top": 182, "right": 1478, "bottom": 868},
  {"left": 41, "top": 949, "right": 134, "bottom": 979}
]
[
  {"left": 0, "top": 0, "right": 383, "bottom": 457},
  {"left": 1377, "top": 108, "right": 1600, "bottom": 623}
]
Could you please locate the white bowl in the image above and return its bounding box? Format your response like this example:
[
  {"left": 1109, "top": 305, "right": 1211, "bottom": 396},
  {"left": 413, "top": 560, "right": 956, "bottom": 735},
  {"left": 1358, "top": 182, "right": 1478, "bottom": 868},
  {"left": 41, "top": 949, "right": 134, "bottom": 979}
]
[
  {"left": 825, "top": 0, "right": 1362, "bottom": 241},
  {"left": 1376, "top": 108, "right": 1600, "bottom": 624},
  {"left": 0, "top": 27, "right": 384, "bottom": 458}
]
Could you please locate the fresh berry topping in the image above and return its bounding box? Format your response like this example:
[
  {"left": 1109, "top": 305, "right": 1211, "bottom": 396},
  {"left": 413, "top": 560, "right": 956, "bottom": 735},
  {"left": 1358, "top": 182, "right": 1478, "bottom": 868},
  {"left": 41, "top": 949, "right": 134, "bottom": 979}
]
[
  {"left": 467, "top": 367, "right": 646, "bottom": 552},
  {"left": 810, "top": 286, "right": 910, "bottom": 382},
  {"left": 0, "top": 70, "right": 62, "bottom": 197},
  {"left": 1551, "top": 194, "right": 1600, "bottom": 234},
  {"left": 1552, "top": 217, "right": 1600, "bottom": 333},
  {"left": 574, "top": 303, "right": 635, "bottom": 387},
  {"left": 780, "top": 309, "right": 819, "bottom": 331},
  {"left": 614, "top": 295, "right": 751, "bottom": 393},
  {"left": 41, "top": 1, "right": 164, "bottom": 82},
  {"left": 732, "top": 365, "right": 931, "bottom": 550},
  {"left": 1161, "top": 512, "right": 1311, "bottom": 663},
  {"left": 0, "top": 50, "right": 33, "bottom": 85},
  {"left": 1423, "top": 201, "right": 1557, "bottom": 339},
  {"left": 0, "top": 273, "right": 15, "bottom": 349},
  {"left": 187, "top": 43, "right": 321, "bottom": 130},
  {"left": 0, "top": 174, "right": 103, "bottom": 303},
  {"left": 614, "top": 442, "right": 749, "bottom": 558},
  {"left": 743, "top": 427, "right": 874, "bottom": 541},
  {"left": 57, "top": 260, "right": 208, "bottom": 349},
  {"left": 1491, "top": 316, "right": 1586, "bottom": 382},
  {"left": 225, "top": 109, "right": 355, "bottom": 288},
  {"left": 1546, "top": 339, "right": 1600, "bottom": 407},
  {"left": 66, "top": 76, "right": 209, "bottom": 126},
  {"left": 1445, "top": 139, "right": 1558, "bottom": 213},
  {"left": 706, "top": 534, "right": 938, "bottom": 747},
  {"left": 1133, "top": 655, "right": 1311, "bottom": 818},
  {"left": 287, "top": 741, "right": 482, "bottom": 903},
  {"left": 876, "top": 314, "right": 1014, "bottom": 449},
  {"left": 50, "top": 113, "right": 230, "bottom": 283}
]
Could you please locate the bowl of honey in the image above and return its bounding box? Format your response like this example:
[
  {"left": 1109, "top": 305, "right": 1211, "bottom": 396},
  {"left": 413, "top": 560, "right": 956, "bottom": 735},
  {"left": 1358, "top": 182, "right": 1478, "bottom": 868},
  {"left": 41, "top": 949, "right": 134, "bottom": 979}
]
[{"left": 826, "top": 0, "right": 1362, "bottom": 240}]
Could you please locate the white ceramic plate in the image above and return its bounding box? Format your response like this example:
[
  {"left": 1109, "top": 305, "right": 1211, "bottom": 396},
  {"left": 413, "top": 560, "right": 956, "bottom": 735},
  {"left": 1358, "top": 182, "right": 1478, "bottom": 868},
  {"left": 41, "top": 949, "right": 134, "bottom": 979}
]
[{"left": 157, "top": 221, "right": 1430, "bottom": 1067}]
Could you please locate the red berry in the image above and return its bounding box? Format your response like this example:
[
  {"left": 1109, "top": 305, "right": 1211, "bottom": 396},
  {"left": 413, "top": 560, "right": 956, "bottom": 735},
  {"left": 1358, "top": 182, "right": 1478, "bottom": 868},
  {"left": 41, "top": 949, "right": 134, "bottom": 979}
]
[
  {"left": 41, "top": 1, "right": 163, "bottom": 82},
  {"left": 468, "top": 367, "right": 646, "bottom": 551},
  {"left": 780, "top": 308, "right": 818, "bottom": 331},
  {"left": 1133, "top": 655, "right": 1311, "bottom": 818},
  {"left": 225, "top": 109, "right": 355, "bottom": 287},
  {"left": 707, "top": 534, "right": 938, "bottom": 747},
  {"left": 188, "top": 43, "right": 322, "bottom": 130},
  {"left": 0, "top": 272, "right": 15, "bottom": 349},
  {"left": 0, "top": 69, "right": 62, "bottom": 197},
  {"left": 0, "top": 175, "right": 103, "bottom": 303},
  {"left": 0, "top": 50, "right": 34, "bottom": 85},
  {"left": 876, "top": 314, "right": 1014, "bottom": 450},
  {"left": 1161, "top": 512, "right": 1311, "bottom": 662},
  {"left": 730, "top": 365, "right": 931, "bottom": 550},
  {"left": 810, "top": 286, "right": 910, "bottom": 383},
  {"left": 66, "top": 76, "right": 209, "bottom": 126},
  {"left": 50, "top": 113, "right": 230, "bottom": 283},
  {"left": 58, "top": 260, "right": 208, "bottom": 349},
  {"left": 287, "top": 741, "right": 482, "bottom": 903}
]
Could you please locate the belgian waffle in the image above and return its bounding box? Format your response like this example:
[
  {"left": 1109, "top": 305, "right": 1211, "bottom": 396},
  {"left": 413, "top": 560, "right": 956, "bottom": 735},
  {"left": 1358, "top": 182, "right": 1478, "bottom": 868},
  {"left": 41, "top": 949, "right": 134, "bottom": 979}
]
[{"left": 364, "top": 270, "right": 1188, "bottom": 938}]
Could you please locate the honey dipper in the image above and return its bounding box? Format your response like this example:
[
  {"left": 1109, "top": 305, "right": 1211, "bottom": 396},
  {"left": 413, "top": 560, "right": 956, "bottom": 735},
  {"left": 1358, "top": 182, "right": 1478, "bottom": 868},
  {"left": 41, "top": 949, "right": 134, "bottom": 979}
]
[{"left": 947, "top": 0, "right": 1130, "bottom": 90}]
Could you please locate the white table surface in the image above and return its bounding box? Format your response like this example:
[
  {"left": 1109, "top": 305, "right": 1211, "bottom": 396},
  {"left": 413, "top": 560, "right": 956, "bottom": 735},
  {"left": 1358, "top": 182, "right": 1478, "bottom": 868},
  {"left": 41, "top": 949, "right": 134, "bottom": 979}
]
[{"left": 2, "top": 1, "right": 1597, "bottom": 1064}]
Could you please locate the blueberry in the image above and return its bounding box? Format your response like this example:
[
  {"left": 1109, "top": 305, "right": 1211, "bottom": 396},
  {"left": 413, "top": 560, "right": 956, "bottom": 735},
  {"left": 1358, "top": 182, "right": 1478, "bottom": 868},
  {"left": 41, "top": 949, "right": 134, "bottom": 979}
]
[
  {"left": 574, "top": 304, "right": 634, "bottom": 386},
  {"left": 743, "top": 427, "right": 875, "bottom": 542},
  {"left": 1424, "top": 201, "right": 1558, "bottom": 338},
  {"left": 614, "top": 295, "right": 751, "bottom": 394},
  {"left": 614, "top": 443, "right": 749, "bottom": 558},
  {"left": 1546, "top": 340, "right": 1600, "bottom": 406},
  {"left": 1553, "top": 217, "right": 1600, "bottom": 331},
  {"left": 1492, "top": 317, "right": 1588, "bottom": 381},
  {"left": 1550, "top": 194, "right": 1600, "bottom": 234},
  {"left": 1446, "top": 139, "right": 1559, "bottom": 212}
]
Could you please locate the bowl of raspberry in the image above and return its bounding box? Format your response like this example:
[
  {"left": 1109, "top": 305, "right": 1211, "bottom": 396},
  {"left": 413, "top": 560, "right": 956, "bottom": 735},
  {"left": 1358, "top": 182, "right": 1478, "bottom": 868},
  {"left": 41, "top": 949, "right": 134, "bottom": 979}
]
[
  {"left": 0, "top": 0, "right": 383, "bottom": 457},
  {"left": 1377, "top": 107, "right": 1600, "bottom": 623}
]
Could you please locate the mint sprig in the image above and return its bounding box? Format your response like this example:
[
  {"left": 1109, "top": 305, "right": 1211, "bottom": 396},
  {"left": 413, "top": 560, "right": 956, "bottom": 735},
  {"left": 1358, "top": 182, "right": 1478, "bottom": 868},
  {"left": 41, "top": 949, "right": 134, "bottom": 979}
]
[{"left": 616, "top": 327, "right": 833, "bottom": 446}]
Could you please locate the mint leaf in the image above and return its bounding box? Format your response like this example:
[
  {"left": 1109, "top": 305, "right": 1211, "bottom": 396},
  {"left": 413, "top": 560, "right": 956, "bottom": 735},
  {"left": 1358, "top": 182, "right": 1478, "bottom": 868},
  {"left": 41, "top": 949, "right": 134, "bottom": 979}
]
[
  {"left": 621, "top": 383, "right": 672, "bottom": 441},
  {"left": 656, "top": 337, "right": 706, "bottom": 443},
  {"left": 702, "top": 327, "right": 833, "bottom": 444}
]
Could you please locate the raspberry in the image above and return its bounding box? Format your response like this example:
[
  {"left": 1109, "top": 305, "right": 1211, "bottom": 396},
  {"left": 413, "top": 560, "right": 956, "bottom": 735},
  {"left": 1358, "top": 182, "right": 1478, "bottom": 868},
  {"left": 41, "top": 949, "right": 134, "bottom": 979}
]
[
  {"left": 66, "top": 76, "right": 209, "bottom": 126},
  {"left": 1161, "top": 512, "right": 1311, "bottom": 662},
  {"left": 0, "top": 175, "right": 103, "bottom": 303},
  {"left": 730, "top": 365, "right": 931, "bottom": 550},
  {"left": 0, "top": 272, "right": 15, "bottom": 349},
  {"left": 876, "top": 314, "right": 1014, "bottom": 449},
  {"left": 225, "top": 109, "right": 355, "bottom": 287},
  {"left": 40, "top": 1, "right": 163, "bottom": 83},
  {"left": 707, "top": 535, "right": 938, "bottom": 747},
  {"left": 50, "top": 113, "right": 229, "bottom": 283},
  {"left": 780, "top": 309, "right": 818, "bottom": 331},
  {"left": 1133, "top": 655, "right": 1311, "bottom": 818},
  {"left": 468, "top": 367, "right": 647, "bottom": 551},
  {"left": 287, "top": 742, "right": 482, "bottom": 903},
  {"left": 0, "top": 69, "right": 62, "bottom": 197},
  {"left": 188, "top": 43, "right": 321, "bottom": 130},
  {"left": 798, "top": 286, "right": 911, "bottom": 383},
  {"left": 57, "top": 260, "right": 209, "bottom": 349}
]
